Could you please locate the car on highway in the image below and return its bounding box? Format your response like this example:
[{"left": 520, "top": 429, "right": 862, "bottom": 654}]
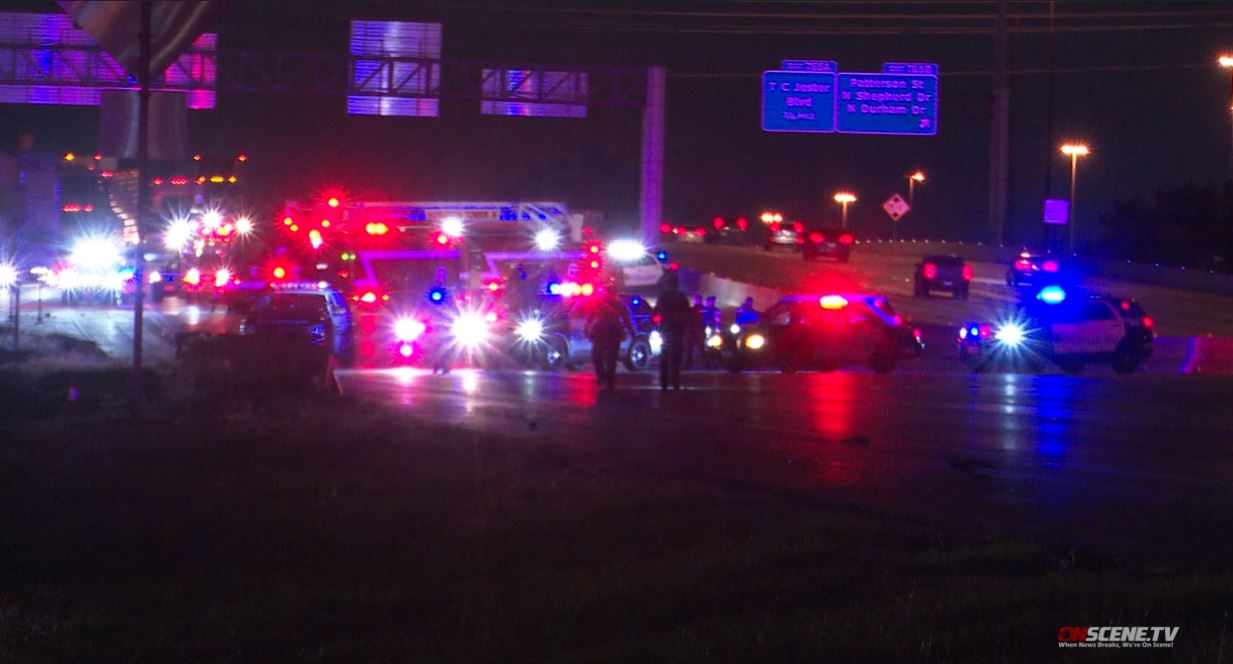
[
  {"left": 913, "top": 255, "right": 973, "bottom": 299},
  {"left": 661, "top": 223, "right": 711, "bottom": 244},
  {"left": 763, "top": 220, "right": 806, "bottom": 252},
  {"left": 510, "top": 291, "right": 658, "bottom": 371},
  {"left": 707, "top": 216, "right": 751, "bottom": 245},
  {"left": 722, "top": 293, "right": 922, "bottom": 373},
  {"left": 801, "top": 227, "right": 854, "bottom": 263},
  {"left": 1005, "top": 250, "right": 1065, "bottom": 288},
  {"left": 958, "top": 285, "right": 1154, "bottom": 373},
  {"left": 239, "top": 282, "right": 354, "bottom": 355}
]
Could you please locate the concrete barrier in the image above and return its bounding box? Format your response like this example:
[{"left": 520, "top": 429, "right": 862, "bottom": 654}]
[
  {"left": 856, "top": 239, "right": 1233, "bottom": 296},
  {"left": 1150, "top": 336, "right": 1233, "bottom": 375}
]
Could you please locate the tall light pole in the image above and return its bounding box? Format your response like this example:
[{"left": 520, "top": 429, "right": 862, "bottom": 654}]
[
  {"left": 900, "top": 171, "right": 925, "bottom": 241},
  {"left": 833, "top": 192, "right": 856, "bottom": 230},
  {"left": 1060, "top": 143, "right": 1090, "bottom": 254},
  {"left": 1219, "top": 55, "right": 1233, "bottom": 182}
]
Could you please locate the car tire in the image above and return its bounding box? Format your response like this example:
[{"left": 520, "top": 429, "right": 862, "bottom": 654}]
[
  {"left": 624, "top": 337, "right": 652, "bottom": 372},
  {"left": 543, "top": 335, "right": 569, "bottom": 370},
  {"left": 1112, "top": 343, "right": 1140, "bottom": 374}
]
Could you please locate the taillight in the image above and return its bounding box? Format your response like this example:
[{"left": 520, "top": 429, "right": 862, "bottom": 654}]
[
  {"left": 795, "top": 236, "right": 805, "bottom": 244},
  {"left": 962, "top": 264, "right": 974, "bottom": 281},
  {"left": 1015, "top": 259, "right": 1032, "bottom": 271},
  {"left": 769, "top": 222, "right": 781, "bottom": 232},
  {"left": 922, "top": 262, "right": 938, "bottom": 280},
  {"left": 360, "top": 291, "right": 378, "bottom": 304},
  {"left": 652, "top": 314, "right": 663, "bottom": 324},
  {"left": 1042, "top": 260, "right": 1059, "bottom": 273},
  {"left": 712, "top": 216, "right": 725, "bottom": 230},
  {"left": 838, "top": 233, "right": 854, "bottom": 245},
  {"left": 1120, "top": 299, "right": 1132, "bottom": 311},
  {"left": 659, "top": 223, "right": 671, "bottom": 234},
  {"left": 793, "top": 221, "right": 805, "bottom": 234},
  {"left": 695, "top": 228, "right": 707, "bottom": 237},
  {"left": 809, "top": 231, "right": 824, "bottom": 243},
  {"left": 1142, "top": 315, "right": 1154, "bottom": 329},
  {"left": 672, "top": 226, "right": 683, "bottom": 235},
  {"left": 736, "top": 217, "right": 748, "bottom": 230}
]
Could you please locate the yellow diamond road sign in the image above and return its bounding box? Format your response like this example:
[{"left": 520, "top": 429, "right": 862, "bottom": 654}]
[{"left": 883, "top": 193, "right": 910, "bottom": 221}]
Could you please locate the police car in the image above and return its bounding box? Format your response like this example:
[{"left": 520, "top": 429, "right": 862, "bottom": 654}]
[
  {"left": 509, "top": 289, "right": 658, "bottom": 371},
  {"left": 239, "top": 281, "right": 354, "bottom": 355},
  {"left": 958, "top": 285, "right": 1154, "bottom": 373},
  {"left": 723, "top": 293, "right": 922, "bottom": 373}
]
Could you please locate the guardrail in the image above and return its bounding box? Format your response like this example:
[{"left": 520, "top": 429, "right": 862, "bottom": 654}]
[{"left": 855, "top": 239, "right": 1233, "bottom": 296}]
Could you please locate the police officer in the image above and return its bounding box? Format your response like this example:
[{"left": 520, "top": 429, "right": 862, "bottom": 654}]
[
  {"left": 585, "top": 288, "right": 633, "bottom": 390},
  {"left": 734, "top": 297, "right": 760, "bottom": 326},
  {"left": 653, "top": 272, "right": 693, "bottom": 390}
]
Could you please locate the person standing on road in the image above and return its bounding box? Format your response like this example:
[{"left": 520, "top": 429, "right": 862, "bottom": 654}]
[
  {"left": 654, "top": 272, "right": 693, "bottom": 390},
  {"left": 734, "top": 297, "right": 759, "bottom": 326},
  {"left": 685, "top": 295, "right": 705, "bottom": 369},
  {"left": 585, "top": 289, "right": 633, "bottom": 390}
]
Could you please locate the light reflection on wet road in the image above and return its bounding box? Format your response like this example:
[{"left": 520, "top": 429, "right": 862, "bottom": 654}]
[{"left": 337, "top": 367, "right": 1233, "bottom": 561}]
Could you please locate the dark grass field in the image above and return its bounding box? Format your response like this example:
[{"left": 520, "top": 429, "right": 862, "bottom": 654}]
[{"left": 1, "top": 368, "right": 1230, "bottom": 662}]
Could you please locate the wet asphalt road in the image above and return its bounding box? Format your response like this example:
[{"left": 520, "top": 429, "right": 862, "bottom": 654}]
[{"left": 336, "top": 367, "right": 1233, "bottom": 564}]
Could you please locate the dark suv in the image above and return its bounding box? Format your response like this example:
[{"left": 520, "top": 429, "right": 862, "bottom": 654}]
[
  {"left": 801, "top": 228, "right": 854, "bottom": 262},
  {"left": 913, "top": 255, "right": 973, "bottom": 299}
]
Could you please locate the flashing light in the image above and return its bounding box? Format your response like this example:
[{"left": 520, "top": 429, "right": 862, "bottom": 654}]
[
  {"left": 440, "top": 216, "right": 464, "bottom": 238},
  {"left": 394, "top": 318, "right": 427, "bottom": 342},
  {"left": 729, "top": 323, "right": 741, "bottom": 335},
  {"left": 959, "top": 326, "right": 968, "bottom": 340},
  {"left": 308, "top": 229, "right": 323, "bottom": 249},
  {"left": 451, "top": 312, "right": 490, "bottom": 348},
  {"left": 1142, "top": 315, "right": 1155, "bottom": 329},
  {"left": 327, "top": 196, "right": 341, "bottom": 208},
  {"left": 994, "top": 322, "right": 1026, "bottom": 347},
  {"left": 398, "top": 343, "right": 415, "bottom": 358},
  {"left": 1036, "top": 285, "right": 1067, "bottom": 305},
  {"left": 163, "top": 218, "right": 194, "bottom": 250},
  {"left": 237, "top": 153, "right": 248, "bottom": 162},
  {"left": 63, "top": 152, "right": 75, "bottom": 162},
  {"left": 428, "top": 286, "right": 448, "bottom": 304},
  {"left": 235, "top": 217, "right": 254, "bottom": 236},
  {"left": 962, "top": 264, "right": 974, "bottom": 281},
  {"left": 668, "top": 261, "right": 679, "bottom": 271},
  {"left": 183, "top": 268, "right": 201, "bottom": 286},
  {"left": 922, "top": 262, "right": 938, "bottom": 280},
  {"left": 147, "top": 270, "right": 162, "bottom": 284},
  {"left": 745, "top": 333, "right": 766, "bottom": 350},
  {"left": 534, "top": 228, "right": 561, "bottom": 251},
  {"left": 360, "top": 291, "right": 378, "bottom": 304},
  {"left": 272, "top": 266, "right": 287, "bottom": 280},
  {"left": 69, "top": 237, "right": 122, "bottom": 270},
  {"left": 656, "top": 250, "right": 668, "bottom": 262},
  {"left": 515, "top": 318, "right": 545, "bottom": 342},
  {"left": 366, "top": 223, "right": 390, "bottom": 236},
  {"left": 209, "top": 175, "right": 225, "bottom": 184},
  {"left": 580, "top": 283, "right": 595, "bottom": 297},
  {"left": 433, "top": 231, "right": 449, "bottom": 245},
  {"left": 586, "top": 241, "right": 601, "bottom": 255},
  {"left": 289, "top": 225, "right": 300, "bottom": 232},
  {"left": 1042, "top": 260, "right": 1059, "bottom": 273},
  {"left": 819, "top": 295, "right": 848, "bottom": 310},
  {"left": 214, "top": 268, "right": 231, "bottom": 288},
  {"left": 0, "top": 262, "right": 17, "bottom": 289},
  {"left": 631, "top": 296, "right": 643, "bottom": 308},
  {"left": 838, "top": 233, "right": 854, "bottom": 245},
  {"left": 201, "top": 210, "right": 223, "bottom": 229},
  {"left": 195, "top": 176, "right": 205, "bottom": 184},
  {"left": 607, "top": 239, "right": 647, "bottom": 263},
  {"left": 227, "top": 176, "right": 237, "bottom": 184},
  {"left": 589, "top": 260, "right": 601, "bottom": 269},
  {"left": 547, "top": 281, "right": 563, "bottom": 296},
  {"left": 484, "top": 311, "right": 499, "bottom": 324},
  {"left": 809, "top": 231, "right": 824, "bottom": 243},
  {"left": 707, "top": 334, "right": 723, "bottom": 349},
  {"left": 283, "top": 217, "right": 293, "bottom": 226},
  {"left": 486, "top": 281, "right": 502, "bottom": 292}
]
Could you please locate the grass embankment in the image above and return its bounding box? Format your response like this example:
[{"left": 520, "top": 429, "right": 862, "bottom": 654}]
[{"left": 1, "top": 368, "right": 1229, "bottom": 662}]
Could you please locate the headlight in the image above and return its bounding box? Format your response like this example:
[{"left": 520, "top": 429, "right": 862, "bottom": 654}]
[
  {"left": 706, "top": 334, "right": 723, "bottom": 349},
  {"left": 394, "top": 318, "right": 426, "bottom": 342},
  {"left": 515, "top": 318, "right": 545, "bottom": 342},
  {"left": 451, "top": 312, "right": 489, "bottom": 348},
  {"left": 744, "top": 333, "right": 765, "bottom": 350},
  {"left": 649, "top": 330, "right": 663, "bottom": 354},
  {"left": 994, "top": 322, "right": 1025, "bottom": 347},
  {"left": 729, "top": 324, "right": 741, "bottom": 335}
]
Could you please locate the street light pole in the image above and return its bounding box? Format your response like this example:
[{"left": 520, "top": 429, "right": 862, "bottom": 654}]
[
  {"left": 833, "top": 192, "right": 856, "bottom": 230},
  {"left": 1221, "top": 56, "right": 1233, "bottom": 182},
  {"left": 905, "top": 171, "right": 926, "bottom": 241},
  {"left": 1060, "top": 143, "right": 1090, "bottom": 254}
]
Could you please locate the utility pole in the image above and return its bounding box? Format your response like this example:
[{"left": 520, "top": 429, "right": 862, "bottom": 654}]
[
  {"left": 639, "top": 66, "right": 666, "bottom": 245},
  {"left": 131, "top": 0, "right": 151, "bottom": 415},
  {"left": 1043, "top": 1, "right": 1058, "bottom": 249},
  {"left": 988, "top": 0, "right": 1010, "bottom": 245}
]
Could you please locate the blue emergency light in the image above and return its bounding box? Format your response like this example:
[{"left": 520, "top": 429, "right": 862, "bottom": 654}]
[
  {"left": 1036, "top": 285, "right": 1067, "bottom": 305},
  {"left": 428, "top": 286, "right": 448, "bottom": 304},
  {"left": 655, "top": 250, "right": 668, "bottom": 262}
]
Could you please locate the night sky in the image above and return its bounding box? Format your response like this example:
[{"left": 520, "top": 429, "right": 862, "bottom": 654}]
[{"left": 3, "top": 1, "right": 1232, "bottom": 246}]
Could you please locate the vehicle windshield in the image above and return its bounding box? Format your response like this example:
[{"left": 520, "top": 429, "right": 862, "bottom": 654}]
[{"left": 257, "top": 293, "right": 328, "bottom": 319}]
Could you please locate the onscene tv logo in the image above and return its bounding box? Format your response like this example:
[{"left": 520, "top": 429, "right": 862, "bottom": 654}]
[{"left": 1058, "top": 626, "right": 1179, "bottom": 649}]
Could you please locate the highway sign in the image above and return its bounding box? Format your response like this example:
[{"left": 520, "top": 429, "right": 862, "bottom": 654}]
[
  {"left": 836, "top": 72, "right": 938, "bottom": 135},
  {"left": 761, "top": 71, "right": 836, "bottom": 133},
  {"left": 781, "top": 60, "right": 838, "bottom": 73},
  {"left": 883, "top": 194, "right": 910, "bottom": 221},
  {"left": 1043, "top": 198, "right": 1070, "bottom": 225}
]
